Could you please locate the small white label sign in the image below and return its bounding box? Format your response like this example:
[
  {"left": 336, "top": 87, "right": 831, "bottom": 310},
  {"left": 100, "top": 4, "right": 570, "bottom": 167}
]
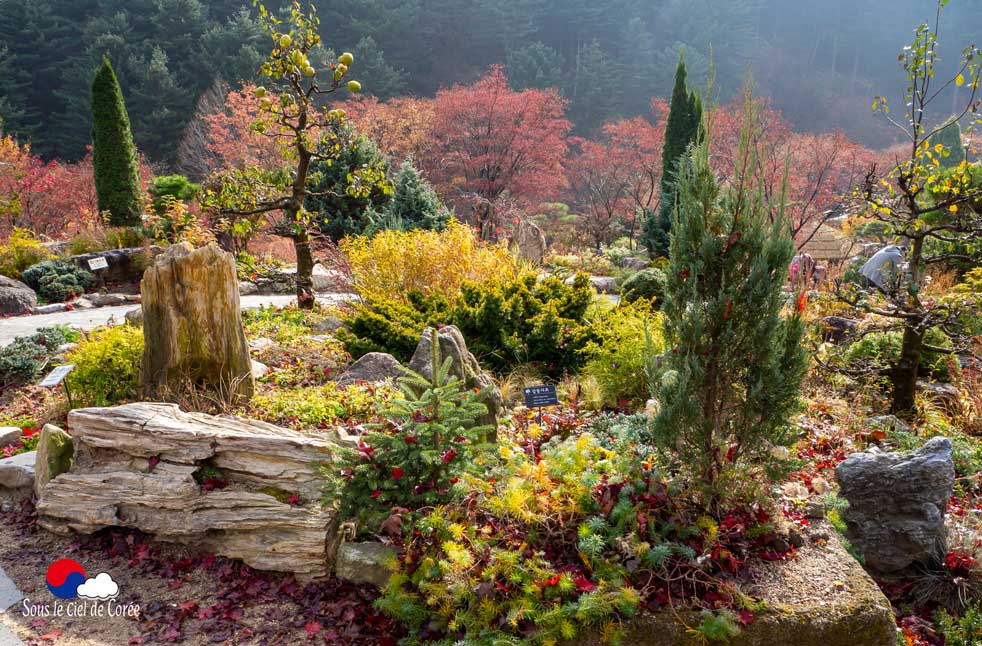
[
  {"left": 39, "top": 364, "right": 75, "bottom": 387},
  {"left": 87, "top": 256, "right": 109, "bottom": 271}
]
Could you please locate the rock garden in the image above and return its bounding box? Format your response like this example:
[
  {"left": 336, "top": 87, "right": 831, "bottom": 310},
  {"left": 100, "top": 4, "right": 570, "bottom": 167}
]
[{"left": 0, "top": 2, "right": 981, "bottom": 645}]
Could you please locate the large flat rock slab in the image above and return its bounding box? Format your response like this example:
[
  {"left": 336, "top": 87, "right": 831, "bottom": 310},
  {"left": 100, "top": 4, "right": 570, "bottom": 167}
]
[
  {"left": 37, "top": 403, "right": 351, "bottom": 579},
  {"left": 571, "top": 520, "right": 896, "bottom": 646}
]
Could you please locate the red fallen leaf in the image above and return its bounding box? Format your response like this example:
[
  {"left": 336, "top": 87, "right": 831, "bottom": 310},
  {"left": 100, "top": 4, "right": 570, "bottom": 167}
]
[
  {"left": 40, "top": 631, "right": 62, "bottom": 641},
  {"left": 167, "top": 579, "right": 182, "bottom": 591},
  {"left": 148, "top": 455, "right": 161, "bottom": 471},
  {"left": 379, "top": 512, "right": 403, "bottom": 536},
  {"left": 286, "top": 494, "right": 301, "bottom": 505},
  {"left": 305, "top": 621, "right": 321, "bottom": 635},
  {"left": 224, "top": 607, "right": 244, "bottom": 621},
  {"left": 573, "top": 575, "right": 596, "bottom": 592},
  {"left": 441, "top": 449, "right": 458, "bottom": 464},
  {"left": 737, "top": 609, "right": 755, "bottom": 626},
  {"left": 391, "top": 466, "right": 404, "bottom": 481},
  {"left": 541, "top": 573, "right": 562, "bottom": 587},
  {"left": 29, "top": 619, "right": 47, "bottom": 630}
]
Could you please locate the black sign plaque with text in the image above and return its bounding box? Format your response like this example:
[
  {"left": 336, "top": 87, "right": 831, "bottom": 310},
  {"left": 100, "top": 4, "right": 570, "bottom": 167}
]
[{"left": 523, "top": 385, "right": 558, "bottom": 408}]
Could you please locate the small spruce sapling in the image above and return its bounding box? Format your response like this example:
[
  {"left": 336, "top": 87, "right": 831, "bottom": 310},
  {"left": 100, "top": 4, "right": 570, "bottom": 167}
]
[{"left": 326, "top": 336, "right": 493, "bottom": 529}]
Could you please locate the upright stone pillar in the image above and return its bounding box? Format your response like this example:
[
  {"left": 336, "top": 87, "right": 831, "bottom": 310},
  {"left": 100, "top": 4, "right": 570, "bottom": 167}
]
[{"left": 140, "top": 243, "right": 254, "bottom": 402}]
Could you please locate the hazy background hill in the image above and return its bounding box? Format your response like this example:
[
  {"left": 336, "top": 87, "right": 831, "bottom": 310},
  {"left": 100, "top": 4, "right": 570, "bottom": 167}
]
[{"left": 1, "top": 0, "right": 979, "bottom": 163}]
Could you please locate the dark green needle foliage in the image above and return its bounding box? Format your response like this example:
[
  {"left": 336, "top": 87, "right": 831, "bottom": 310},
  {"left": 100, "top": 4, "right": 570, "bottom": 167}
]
[{"left": 91, "top": 56, "right": 143, "bottom": 226}]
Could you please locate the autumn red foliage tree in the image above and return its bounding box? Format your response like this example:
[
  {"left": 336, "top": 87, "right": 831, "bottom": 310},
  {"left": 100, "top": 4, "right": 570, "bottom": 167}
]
[
  {"left": 425, "top": 67, "right": 570, "bottom": 239},
  {"left": 336, "top": 94, "right": 435, "bottom": 164},
  {"left": 566, "top": 106, "right": 667, "bottom": 248},
  {"left": 204, "top": 83, "right": 289, "bottom": 171},
  {"left": 709, "top": 97, "right": 873, "bottom": 249}
]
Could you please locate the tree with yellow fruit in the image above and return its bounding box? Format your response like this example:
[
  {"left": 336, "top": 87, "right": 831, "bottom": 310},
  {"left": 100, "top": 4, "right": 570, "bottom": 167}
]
[
  {"left": 203, "top": 1, "right": 380, "bottom": 309},
  {"left": 830, "top": 0, "right": 982, "bottom": 415}
]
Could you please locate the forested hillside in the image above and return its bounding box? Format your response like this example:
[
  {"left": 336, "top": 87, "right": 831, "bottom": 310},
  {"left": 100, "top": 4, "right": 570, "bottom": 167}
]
[{"left": 1, "top": 0, "right": 980, "bottom": 163}]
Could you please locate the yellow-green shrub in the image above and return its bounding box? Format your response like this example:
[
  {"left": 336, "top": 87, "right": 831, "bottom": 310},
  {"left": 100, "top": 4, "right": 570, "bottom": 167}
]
[
  {"left": 0, "top": 228, "right": 54, "bottom": 279},
  {"left": 342, "top": 220, "right": 519, "bottom": 303},
  {"left": 582, "top": 302, "right": 665, "bottom": 407},
  {"left": 65, "top": 326, "right": 143, "bottom": 407},
  {"left": 247, "top": 382, "right": 385, "bottom": 429}
]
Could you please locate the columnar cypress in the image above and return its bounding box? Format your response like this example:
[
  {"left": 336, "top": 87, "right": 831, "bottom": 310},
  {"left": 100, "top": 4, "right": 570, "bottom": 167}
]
[
  {"left": 642, "top": 52, "right": 703, "bottom": 258},
  {"left": 91, "top": 55, "right": 142, "bottom": 226}
]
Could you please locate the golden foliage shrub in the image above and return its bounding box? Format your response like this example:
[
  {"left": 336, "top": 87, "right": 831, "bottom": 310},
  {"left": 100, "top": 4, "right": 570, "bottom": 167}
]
[{"left": 342, "top": 220, "right": 519, "bottom": 303}]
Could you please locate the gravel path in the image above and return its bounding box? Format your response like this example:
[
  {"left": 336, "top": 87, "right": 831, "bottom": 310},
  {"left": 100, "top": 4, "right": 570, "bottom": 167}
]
[{"left": 0, "top": 294, "right": 351, "bottom": 347}]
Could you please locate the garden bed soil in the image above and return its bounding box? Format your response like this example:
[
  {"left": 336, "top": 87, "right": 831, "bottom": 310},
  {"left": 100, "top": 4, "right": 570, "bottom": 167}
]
[{"left": 0, "top": 507, "right": 400, "bottom": 645}]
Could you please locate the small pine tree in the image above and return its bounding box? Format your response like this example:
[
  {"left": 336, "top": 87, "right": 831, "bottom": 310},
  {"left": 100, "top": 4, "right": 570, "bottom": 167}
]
[
  {"left": 378, "top": 159, "right": 450, "bottom": 233},
  {"left": 91, "top": 56, "right": 143, "bottom": 226},
  {"left": 642, "top": 52, "right": 702, "bottom": 258},
  {"left": 928, "top": 119, "right": 966, "bottom": 169},
  {"left": 651, "top": 99, "right": 807, "bottom": 511}
]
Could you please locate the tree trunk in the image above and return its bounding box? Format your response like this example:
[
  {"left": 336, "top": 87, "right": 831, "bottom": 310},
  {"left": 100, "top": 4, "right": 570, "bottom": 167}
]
[
  {"left": 294, "top": 231, "right": 315, "bottom": 310},
  {"left": 891, "top": 323, "right": 923, "bottom": 417}
]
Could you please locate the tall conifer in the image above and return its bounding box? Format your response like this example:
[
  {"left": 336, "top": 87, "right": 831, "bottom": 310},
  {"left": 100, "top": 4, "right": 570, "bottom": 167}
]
[{"left": 91, "top": 55, "right": 142, "bottom": 226}]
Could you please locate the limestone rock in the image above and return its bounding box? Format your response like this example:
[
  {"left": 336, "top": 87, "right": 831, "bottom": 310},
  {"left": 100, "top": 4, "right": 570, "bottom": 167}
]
[
  {"left": 140, "top": 243, "right": 254, "bottom": 402},
  {"left": 337, "top": 353, "right": 403, "bottom": 386},
  {"left": 124, "top": 307, "right": 143, "bottom": 327},
  {"left": 408, "top": 326, "right": 502, "bottom": 429},
  {"left": 820, "top": 316, "right": 859, "bottom": 342},
  {"left": 0, "top": 451, "right": 36, "bottom": 503},
  {"left": 37, "top": 403, "right": 350, "bottom": 579},
  {"left": 0, "top": 427, "right": 22, "bottom": 448},
  {"left": 34, "top": 424, "right": 73, "bottom": 496},
  {"left": 513, "top": 220, "right": 547, "bottom": 265},
  {"left": 34, "top": 303, "right": 68, "bottom": 315},
  {"left": 251, "top": 360, "right": 270, "bottom": 379},
  {"left": 0, "top": 276, "right": 37, "bottom": 316},
  {"left": 621, "top": 257, "right": 650, "bottom": 271},
  {"left": 565, "top": 275, "right": 618, "bottom": 294},
  {"left": 313, "top": 314, "right": 344, "bottom": 334},
  {"left": 868, "top": 415, "right": 911, "bottom": 434},
  {"left": 334, "top": 542, "right": 397, "bottom": 587},
  {"left": 87, "top": 293, "right": 129, "bottom": 307},
  {"left": 238, "top": 281, "right": 259, "bottom": 296},
  {"left": 72, "top": 297, "right": 95, "bottom": 309},
  {"left": 249, "top": 337, "right": 276, "bottom": 352},
  {"left": 835, "top": 436, "right": 954, "bottom": 572}
]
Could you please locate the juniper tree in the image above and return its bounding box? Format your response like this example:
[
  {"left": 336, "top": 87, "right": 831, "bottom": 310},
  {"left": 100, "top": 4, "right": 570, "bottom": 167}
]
[
  {"left": 642, "top": 52, "right": 702, "bottom": 258},
  {"left": 651, "top": 98, "right": 807, "bottom": 511},
  {"left": 372, "top": 159, "right": 450, "bottom": 233},
  {"left": 91, "top": 55, "right": 142, "bottom": 226}
]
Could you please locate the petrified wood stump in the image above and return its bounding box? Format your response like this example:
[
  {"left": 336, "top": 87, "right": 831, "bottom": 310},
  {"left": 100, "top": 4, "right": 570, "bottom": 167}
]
[
  {"left": 140, "top": 243, "right": 254, "bottom": 402},
  {"left": 37, "top": 403, "right": 350, "bottom": 579}
]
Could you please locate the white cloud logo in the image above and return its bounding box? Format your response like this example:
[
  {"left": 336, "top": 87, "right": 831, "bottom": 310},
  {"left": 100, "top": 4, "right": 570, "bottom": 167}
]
[{"left": 76, "top": 572, "right": 119, "bottom": 600}]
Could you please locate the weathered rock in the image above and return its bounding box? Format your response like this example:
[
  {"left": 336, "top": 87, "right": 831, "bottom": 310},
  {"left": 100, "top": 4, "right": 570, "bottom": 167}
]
[
  {"left": 313, "top": 314, "right": 344, "bottom": 334},
  {"left": 835, "top": 437, "right": 954, "bottom": 572},
  {"left": 71, "top": 297, "right": 95, "bottom": 309},
  {"left": 37, "top": 403, "right": 352, "bottom": 579},
  {"left": 820, "top": 316, "right": 859, "bottom": 342},
  {"left": 140, "top": 243, "right": 254, "bottom": 402},
  {"left": 124, "top": 307, "right": 143, "bottom": 327},
  {"left": 0, "top": 451, "right": 36, "bottom": 503},
  {"left": 337, "top": 353, "right": 403, "bottom": 386},
  {"left": 87, "top": 293, "right": 129, "bottom": 307},
  {"left": 0, "top": 276, "right": 37, "bottom": 316},
  {"left": 0, "top": 427, "right": 22, "bottom": 448},
  {"left": 70, "top": 247, "right": 161, "bottom": 285},
  {"left": 408, "top": 326, "right": 502, "bottom": 429},
  {"left": 334, "top": 542, "right": 397, "bottom": 587},
  {"left": 805, "top": 500, "right": 826, "bottom": 520},
  {"left": 569, "top": 520, "right": 896, "bottom": 645},
  {"left": 238, "top": 281, "right": 259, "bottom": 296},
  {"left": 917, "top": 381, "right": 962, "bottom": 416},
  {"left": 249, "top": 337, "right": 276, "bottom": 352},
  {"left": 621, "top": 257, "right": 650, "bottom": 271},
  {"left": 868, "top": 415, "right": 911, "bottom": 434},
  {"left": 251, "top": 360, "right": 270, "bottom": 379},
  {"left": 513, "top": 220, "right": 547, "bottom": 265},
  {"left": 34, "top": 303, "right": 68, "bottom": 315},
  {"left": 312, "top": 264, "right": 348, "bottom": 292},
  {"left": 34, "top": 424, "right": 73, "bottom": 496}
]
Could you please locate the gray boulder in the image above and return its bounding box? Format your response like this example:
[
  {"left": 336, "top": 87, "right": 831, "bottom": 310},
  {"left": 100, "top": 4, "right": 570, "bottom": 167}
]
[
  {"left": 0, "top": 275, "right": 37, "bottom": 315},
  {"left": 820, "top": 316, "right": 859, "bottom": 343},
  {"left": 334, "top": 542, "right": 397, "bottom": 587},
  {"left": 868, "top": 415, "right": 911, "bottom": 434},
  {"left": 0, "top": 451, "right": 36, "bottom": 503},
  {"left": 835, "top": 436, "right": 954, "bottom": 572},
  {"left": 0, "top": 427, "right": 22, "bottom": 448},
  {"left": 513, "top": 220, "right": 548, "bottom": 265},
  {"left": 408, "top": 326, "right": 502, "bottom": 429},
  {"left": 621, "top": 257, "right": 650, "bottom": 271},
  {"left": 125, "top": 306, "right": 143, "bottom": 326},
  {"left": 337, "top": 352, "right": 403, "bottom": 386}
]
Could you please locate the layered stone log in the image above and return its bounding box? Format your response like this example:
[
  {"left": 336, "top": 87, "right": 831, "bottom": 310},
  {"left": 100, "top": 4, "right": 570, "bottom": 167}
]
[{"left": 37, "top": 403, "right": 350, "bottom": 579}]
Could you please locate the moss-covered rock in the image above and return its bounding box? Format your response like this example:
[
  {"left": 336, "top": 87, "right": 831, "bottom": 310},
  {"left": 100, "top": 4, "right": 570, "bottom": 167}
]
[{"left": 34, "top": 423, "right": 73, "bottom": 496}]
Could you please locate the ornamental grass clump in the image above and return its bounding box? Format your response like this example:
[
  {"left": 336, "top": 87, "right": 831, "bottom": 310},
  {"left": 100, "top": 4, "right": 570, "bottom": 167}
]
[{"left": 651, "top": 97, "right": 807, "bottom": 511}]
